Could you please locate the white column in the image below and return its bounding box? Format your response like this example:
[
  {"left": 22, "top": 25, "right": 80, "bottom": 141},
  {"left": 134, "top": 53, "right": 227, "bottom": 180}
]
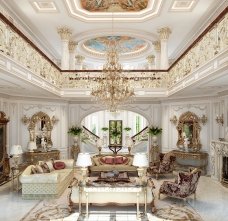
[
  {"left": 57, "top": 27, "right": 72, "bottom": 70},
  {"left": 146, "top": 55, "right": 155, "bottom": 69},
  {"left": 75, "top": 55, "right": 85, "bottom": 70},
  {"left": 158, "top": 27, "right": 171, "bottom": 69},
  {"left": 152, "top": 41, "right": 161, "bottom": 69},
  {"left": 69, "top": 41, "right": 77, "bottom": 70}
]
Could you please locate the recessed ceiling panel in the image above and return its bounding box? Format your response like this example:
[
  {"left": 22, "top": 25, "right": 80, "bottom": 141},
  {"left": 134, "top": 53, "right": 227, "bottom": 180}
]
[
  {"left": 83, "top": 36, "right": 148, "bottom": 56},
  {"left": 80, "top": 0, "right": 149, "bottom": 12}
]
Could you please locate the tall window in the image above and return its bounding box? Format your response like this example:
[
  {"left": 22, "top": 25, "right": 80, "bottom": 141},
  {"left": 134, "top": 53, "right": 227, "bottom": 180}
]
[
  {"left": 91, "top": 115, "right": 97, "bottom": 134},
  {"left": 135, "top": 115, "right": 141, "bottom": 134}
]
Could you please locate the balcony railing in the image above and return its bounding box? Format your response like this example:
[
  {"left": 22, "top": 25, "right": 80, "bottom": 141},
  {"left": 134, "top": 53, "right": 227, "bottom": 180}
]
[{"left": 0, "top": 9, "right": 227, "bottom": 90}]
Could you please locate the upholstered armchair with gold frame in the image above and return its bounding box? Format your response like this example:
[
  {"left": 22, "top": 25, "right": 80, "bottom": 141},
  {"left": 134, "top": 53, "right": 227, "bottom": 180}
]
[
  {"left": 159, "top": 168, "right": 201, "bottom": 200},
  {"left": 147, "top": 152, "right": 176, "bottom": 179}
]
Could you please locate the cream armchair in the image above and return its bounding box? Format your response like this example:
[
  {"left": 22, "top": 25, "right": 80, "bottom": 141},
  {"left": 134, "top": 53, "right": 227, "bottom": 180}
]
[{"left": 20, "top": 159, "right": 74, "bottom": 199}]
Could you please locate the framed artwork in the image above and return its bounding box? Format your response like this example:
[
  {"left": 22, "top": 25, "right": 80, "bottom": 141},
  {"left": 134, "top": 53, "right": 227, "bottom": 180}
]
[{"left": 109, "top": 120, "right": 122, "bottom": 146}]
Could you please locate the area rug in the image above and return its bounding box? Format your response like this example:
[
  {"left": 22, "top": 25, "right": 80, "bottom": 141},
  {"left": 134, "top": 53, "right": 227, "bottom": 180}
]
[
  {"left": 20, "top": 176, "right": 203, "bottom": 221},
  {"left": 147, "top": 205, "right": 203, "bottom": 221}
]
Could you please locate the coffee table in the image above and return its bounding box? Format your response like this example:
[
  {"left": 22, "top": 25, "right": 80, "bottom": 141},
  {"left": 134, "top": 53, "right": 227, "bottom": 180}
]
[{"left": 78, "top": 178, "right": 147, "bottom": 219}]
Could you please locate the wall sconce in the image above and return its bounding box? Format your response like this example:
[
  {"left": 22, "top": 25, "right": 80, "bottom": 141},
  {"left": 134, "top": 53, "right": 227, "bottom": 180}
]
[
  {"left": 216, "top": 114, "right": 224, "bottom": 126},
  {"left": 170, "top": 115, "right": 178, "bottom": 125},
  {"left": 199, "top": 114, "right": 208, "bottom": 125},
  {"left": 21, "top": 115, "right": 30, "bottom": 124},
  {"left": 51, "top": 115, "right": 59, "bottom": 125}
]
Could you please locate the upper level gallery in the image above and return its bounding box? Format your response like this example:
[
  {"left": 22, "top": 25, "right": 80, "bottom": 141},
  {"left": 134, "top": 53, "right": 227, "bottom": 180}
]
[{"left": 0, "top": 7, "right": 227, "bottom": 99}]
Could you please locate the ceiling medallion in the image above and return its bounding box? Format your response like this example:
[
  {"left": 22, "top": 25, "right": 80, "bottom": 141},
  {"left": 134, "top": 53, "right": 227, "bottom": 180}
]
[
  {"left": 91, "top": 40, "right": 135, "bottom": 112},
  {"left": 80, "top": 0, "right": 149, "bottom": 12}
]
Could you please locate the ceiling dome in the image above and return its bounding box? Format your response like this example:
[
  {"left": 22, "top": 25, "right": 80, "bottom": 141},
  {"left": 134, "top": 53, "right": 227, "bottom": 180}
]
[{"left": 83, "top": 36, "right": 148, "bottom": 56}]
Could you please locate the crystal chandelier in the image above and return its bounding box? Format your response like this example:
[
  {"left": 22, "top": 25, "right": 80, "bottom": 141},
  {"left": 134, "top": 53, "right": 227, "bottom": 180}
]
[{"left": 91, "top": 40, "right": 134, "bottom": 112}]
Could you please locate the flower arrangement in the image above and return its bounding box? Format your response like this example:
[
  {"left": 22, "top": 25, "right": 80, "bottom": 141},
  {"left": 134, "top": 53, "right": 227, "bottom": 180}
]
[
  {"left": 68, "top": 126, "right": 83, "bottom": 136},
  {"left": 101, "top": 127, "right": 109, "bottom": 132},
  {"left": 123, "top": 127, "right": 131, "bottom": 131},
  {"left": 148, "top": 126, "right": 162, "bottom": 135}
]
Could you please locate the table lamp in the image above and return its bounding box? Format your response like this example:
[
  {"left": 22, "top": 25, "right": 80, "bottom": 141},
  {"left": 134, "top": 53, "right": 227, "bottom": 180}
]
[
  {"left": 76, "top": 153, "right": 92, "bottom": 185},
  {"left": 133, "top": 153, "right": 149, "bottom": 185},
  {"left": 10, "top": 145, "right": 23, "bottom": 169},
  {"left": 27, "top": 141, "right": 37, "bottom": 152}
]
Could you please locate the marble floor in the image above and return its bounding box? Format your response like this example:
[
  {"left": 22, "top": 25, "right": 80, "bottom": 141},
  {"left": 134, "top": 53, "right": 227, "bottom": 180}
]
[{"left": 0, "top": 176, "right": 228, "bottom": 221}]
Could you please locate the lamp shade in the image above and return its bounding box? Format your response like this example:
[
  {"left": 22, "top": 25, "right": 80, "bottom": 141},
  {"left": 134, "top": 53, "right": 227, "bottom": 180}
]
[
  {"left": 27, "top": 141, "right": 37, "bottom": 152},
  {"left": 10, "top": 145, "right": 23, "bottom": 156},
  {"left": 76, "top": 153, "right": 92, "bottom": 167},
  {"left": 133, "top": 153, "right": 149, "bottom": 167}
]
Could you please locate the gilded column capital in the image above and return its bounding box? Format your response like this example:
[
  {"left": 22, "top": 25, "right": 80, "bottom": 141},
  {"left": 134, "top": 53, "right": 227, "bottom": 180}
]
[
  {"left": 57, "top": 27, "right": 72, "bottom": 40},
  {"left": 147, "top": 55, "right": 155, "bottom": 64},
  {"left": 75, "top": 55, "right": 85, "bottom": 64},
  {"left": 69, "top": 41, "right": 77, "bottom": 53},
  {"left": 158, "top": 27, "right": 172, "bottom": 40},
  {"left": 152, "top": 41, "right": 161, "bottom": 52}
]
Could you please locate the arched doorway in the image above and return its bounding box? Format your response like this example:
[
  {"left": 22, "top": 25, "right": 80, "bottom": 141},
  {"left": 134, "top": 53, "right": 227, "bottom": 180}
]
[{"left": 81, "top": 110, "right": 149, "bottom": 154}]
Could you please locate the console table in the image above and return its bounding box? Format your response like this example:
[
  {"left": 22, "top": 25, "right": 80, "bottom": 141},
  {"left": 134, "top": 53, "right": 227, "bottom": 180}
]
[
  {"left": 171, "top": 150, "right": 208, "bottom": 175},
  {"left": 23, "top": 150, "right": 60, "bottom": 164},
  {"left": 81, "top": 184, "right": 147, "bottom": 219}
]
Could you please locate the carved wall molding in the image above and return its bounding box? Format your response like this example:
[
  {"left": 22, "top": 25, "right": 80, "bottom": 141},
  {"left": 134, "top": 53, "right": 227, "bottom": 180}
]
[{"left": 211, "top": 140, "right": 228, "bottom": 182}]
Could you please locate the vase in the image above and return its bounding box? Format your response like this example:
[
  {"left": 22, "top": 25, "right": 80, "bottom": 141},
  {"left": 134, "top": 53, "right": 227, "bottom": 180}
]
[
  {"left": 151, "top": 135, "right": 158, "bottom": 146},
  {"left": 73, "top": 136, "right": 79, "bottom": 146}
]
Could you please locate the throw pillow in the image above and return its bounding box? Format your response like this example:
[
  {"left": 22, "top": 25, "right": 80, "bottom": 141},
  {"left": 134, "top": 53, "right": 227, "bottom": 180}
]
[
  {"left": 35, "top": 165, "right": 44, "bottom": 174},
  {"left": 31, "top": 166, "right": 37, "bottom": 174},
  {"left": 45, "top": 161, "right": 55, "bottom": 172},
  {"left": 115, "top": 156, "right": 123, "bottom": 164},
  {"left": 93, "top": 157, "right": 101, "bottom": 166},
  {"left": 40, "top": 163, "right": 50, "bottom": 173},
  {"left": 105, "top": 157, "right": 114, "bottom": 164},
  {"left": 53, "top": 161, "right": 66, "bottom": 170},
  {"left": 122, "top": 157, "right": 129, "bottom": 165}
]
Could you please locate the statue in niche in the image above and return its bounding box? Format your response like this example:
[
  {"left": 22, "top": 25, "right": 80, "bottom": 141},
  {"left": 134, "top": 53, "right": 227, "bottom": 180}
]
[{"left": 176, "top": 111, "right": 201, "bottom": 152}]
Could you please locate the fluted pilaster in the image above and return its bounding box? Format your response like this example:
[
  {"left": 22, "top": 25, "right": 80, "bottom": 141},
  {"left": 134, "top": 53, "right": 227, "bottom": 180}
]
[
  {"left": 146, "top": 55, "right": 155, "bottom": 69},
  {"left": 158, "top": 27, "right": 171, "bottom": 69},
  {"left": 57, "top": 27, "right": 72, "bottom": 70},
  {"left": 75, "top": 55, "right": 85, "bottom": 70},
  {"left": 69, "top": 41, "right": 77, "bottom": 70},
  {"left": 152, "top": 41, "right": 161, "bottom": 69}
]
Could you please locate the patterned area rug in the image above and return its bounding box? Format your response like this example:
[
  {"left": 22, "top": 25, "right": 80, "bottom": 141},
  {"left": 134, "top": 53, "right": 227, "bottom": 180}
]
[
  {"left": 20, "top": 176, "right": 203, "bottom": 221},
  {"left": 148, "top": 205, "right": 203, "bottom": 221}
]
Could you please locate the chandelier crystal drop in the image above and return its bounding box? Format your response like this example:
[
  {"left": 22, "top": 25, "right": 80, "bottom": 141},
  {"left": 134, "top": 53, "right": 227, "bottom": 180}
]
[{"left": 91, "top": 40, "right": 135, "bottom": 112}]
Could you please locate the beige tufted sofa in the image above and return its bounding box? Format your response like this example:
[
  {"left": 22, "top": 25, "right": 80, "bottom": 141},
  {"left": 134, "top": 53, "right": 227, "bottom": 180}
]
[
  {"left": 89, "top": 154, "right": 137, "bottom": 173},
  {"left": 20, "top": 159, "right": 74, "bottom": 199}
]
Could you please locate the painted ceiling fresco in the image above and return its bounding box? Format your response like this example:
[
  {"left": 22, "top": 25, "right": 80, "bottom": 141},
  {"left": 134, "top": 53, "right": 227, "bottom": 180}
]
[
  {"left": 80, "top": 0, "right": 149, "bottom": 12},
  {"left": 83, "top": 36, "right": 147, "bottom": 55}
]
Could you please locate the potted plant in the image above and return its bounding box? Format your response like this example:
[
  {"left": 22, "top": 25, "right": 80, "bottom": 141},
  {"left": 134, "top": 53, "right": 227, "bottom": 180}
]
[
  {"left": 68, "top": 126, "right": 83, "bottom": 146},
  {"left": 123, "top": 127, "right": 131, "bottom": 132},
  {"left": 101, "top": 127, "right": 109, "bottom": 132},
  {"left": 148, "top": 126, "right": 162, "bottom": 146}
]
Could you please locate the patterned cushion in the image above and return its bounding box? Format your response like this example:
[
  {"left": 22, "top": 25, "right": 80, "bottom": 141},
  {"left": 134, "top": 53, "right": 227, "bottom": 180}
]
[
  {"left": 53, "top": 161, "right": 65, "bottom": 170},
  {"left": 105, "top": 157, "right": 114, "bottom": 164},
  {"left": 35, "top": 165, "right": 44, "bottom": 174},
  {"left": 114, "top": 156, "right": 123, "bottom": 164}
]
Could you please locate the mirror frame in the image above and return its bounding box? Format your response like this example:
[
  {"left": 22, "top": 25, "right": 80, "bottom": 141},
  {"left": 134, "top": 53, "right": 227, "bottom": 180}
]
[
  {"left": 28, "top": 111, "right": 53, "bottom": 149},
  {"left": 176, "top": 111, "right": 201, "bottom": 152}
]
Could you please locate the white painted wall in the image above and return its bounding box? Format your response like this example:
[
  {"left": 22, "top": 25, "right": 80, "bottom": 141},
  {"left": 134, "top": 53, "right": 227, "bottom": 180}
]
[
  {"left": 0, "top": 95, "right": 69, "bottom": 159},
  {"left": 1, "top": 93, "right": 228, "bottom": 174}
]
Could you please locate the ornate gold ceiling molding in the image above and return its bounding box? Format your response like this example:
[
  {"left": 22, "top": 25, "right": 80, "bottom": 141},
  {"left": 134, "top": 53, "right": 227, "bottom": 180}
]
[
  {"left": 64, "top": 0, "right": 163, "bottom": 22},
  {"left": 30, "top": 0, "right": 59, "bottom": 13},
  {"left": 169, "top": 0, "right": 198, "bottom": 12}
]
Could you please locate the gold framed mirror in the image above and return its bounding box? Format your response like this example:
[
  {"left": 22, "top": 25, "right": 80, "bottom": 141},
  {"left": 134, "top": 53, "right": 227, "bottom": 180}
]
[
  {"left": 27, "top": 112, "right": 53, "bottom": 150},
  {"left": 176, "top": 111, "right": 201, "bottom": 152}
]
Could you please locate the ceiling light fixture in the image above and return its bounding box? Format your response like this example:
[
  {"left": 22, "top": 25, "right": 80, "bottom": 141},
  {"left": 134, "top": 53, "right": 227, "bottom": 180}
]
[{"left": 91, "top": 13, "right": 135, "bottom": 112}]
